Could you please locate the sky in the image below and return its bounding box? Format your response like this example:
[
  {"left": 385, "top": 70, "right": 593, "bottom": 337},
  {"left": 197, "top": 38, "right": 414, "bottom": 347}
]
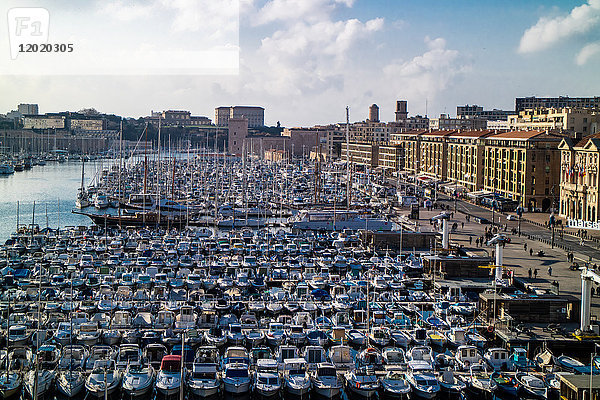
[{"left": 1, "top": 0, "right": 599, "bottom": 126}]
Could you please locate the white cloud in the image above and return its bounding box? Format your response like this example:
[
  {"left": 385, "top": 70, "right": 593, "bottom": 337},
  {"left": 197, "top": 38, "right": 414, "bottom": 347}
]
[
  {"left": 253, "top": 17, "right": 383, "bottom": 95},
  {"left": 98, "top": 0, "right": 239, "bottom": 39},
  {"left": 518, "top": 0, "right": 600, "bottom": 53},
  {"left": 382, "top": 37, "right": 468, "bottom": 103},
  {"left": 576, "top": 41, "right": 600, "bottom": 65},
  {"left": 254, "top": 0, "right": 353, "bottom": 25},
  {"left": 98, "top": 0, "right": 155, "bottom": 22}
]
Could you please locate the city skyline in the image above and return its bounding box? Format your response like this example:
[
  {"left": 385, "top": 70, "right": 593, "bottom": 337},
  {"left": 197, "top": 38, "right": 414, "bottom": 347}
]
[{"left": 1, "top": 0, "right": 599, "bottom": 126}]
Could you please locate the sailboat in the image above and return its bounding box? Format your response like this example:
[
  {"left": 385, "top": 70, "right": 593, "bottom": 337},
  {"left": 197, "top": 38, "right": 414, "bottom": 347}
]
[
  {"left": 0, "top": 298, "right": 22, "bottom": 399},
  {"left": 75, "top": 159, "right": 89, "bottom": 209}
]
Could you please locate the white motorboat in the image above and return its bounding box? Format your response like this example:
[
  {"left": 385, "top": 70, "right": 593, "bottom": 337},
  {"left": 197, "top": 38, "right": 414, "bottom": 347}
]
[
  {"left": 227, "top": 324, "right": 246, "bottom": 346},
  {"left": 329, "top": 345, "right": 354, "bottom": 370},
  {"left": 344, "top": 367, "right": 380, "bottom": 399},
  {"left": 405, "top": 363, "right": 440, "bottom": 400},
  {"left": 438, "top": 368, "right": 467, "bottom": 397},
  {"left": 187, "top": 363, "right": 221, "bottom": 398},
  {"left": 283, "top": 358, "right": 311, "bottom": 396},
  {"left": 93, "top": 193, "right": 110, "bottom": 209},
  {"left": 55, "top": 370, "right": 86, "bottom": 398},
  {"left": 311, "top": 363, "right": 342, "bottom": 399},
  {"left": 24, "top": 369, "right": 56, "bottom": 399},
  {"left": 115, "top": 344, "right": 142, "bottom": 371},
  {"left": 222, "top": 363, "right": 250, "bottom": 395},
  {"left": 455, "top": 345, "right": 485, "bottom": 371},
  {"left": 266, "top": 322, "right": 285, "bottom": 347},
  {"left": 155, "top": 355, "right": 184, "bottom": 396},
  {"left": 85, "top": 359, "right": 122, "bottom": 397},
  {"left": 484, "top": 347, "right": 512, "bottom": 371},
  {"left": 515, "top": 372, "right": 547, "bottom": 399},
  {"left": 252, "top": 359, "right": 281, "bottom": 398},
  {"left": 204, "top": 327, "right": 227, "bottom": 348},
  {"left": 122, "top": 365, "right": 155, "bottom": 398},
  {"left": 77, "top": 322, "right": 100, "bottom": 346},
  {"left": 380, "top": 370, "right": 411, "bottom": 398}
]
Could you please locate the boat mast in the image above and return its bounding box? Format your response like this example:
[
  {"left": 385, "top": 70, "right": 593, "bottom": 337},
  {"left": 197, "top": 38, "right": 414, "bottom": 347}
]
[
  {"left": 118, "top": 120, "right": 122, "bottom": 227},
  {"left": 143, "top": 123, "right": 148, "bottom": 225},
  {"left": 346, "top": 107, "right": 351, "bottom": 208},
  {"left": 157, "top": 116, "right": 162, "bottom": 227},
  {"left": 5, "top": 292, "right": 9, "bottom": 380}
]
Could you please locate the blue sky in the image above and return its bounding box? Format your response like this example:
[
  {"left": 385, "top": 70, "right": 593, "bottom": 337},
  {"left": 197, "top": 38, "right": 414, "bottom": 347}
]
[{"left": 1, "top": 0, "right": 599, "bottom": 126}]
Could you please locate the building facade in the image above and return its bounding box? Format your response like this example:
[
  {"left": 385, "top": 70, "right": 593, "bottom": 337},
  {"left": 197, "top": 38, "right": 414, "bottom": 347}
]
[
  {"left": 419, "top": 130, "right": 455, "bottom": 180},
  {"left": 282, "top": 127, "right": 328, "bottom": 157},
  {"left": 390, "top": 130, "right": 425, "bottom": 174},
  {"left": 341, "top": 142, "right": 378, "bottom": 168},
  {"left": 23, "top": 115, "right": 66, "bottom": 129},
  {"left": 227, "top": 117, "right": 248, "bottom": 155},
  {"left": 429, "top": 114, "right": 487, "bottom": 130},
  {"left": 558, "top": 133, "right": 600, "bottom": 223},
  {"left": 378, "top": 144, "right": 403, "bottom": 171},
  {"left": 446, "top": 130, "right": 494, "bottom": 192},
  {"left": 18, "top": 103, "right": 39, "bottom": 115},
  {"left": 215, "top": 106, "right": 265, "bottom": 127},
  {"left": 457, "top": 105, "right": 512, "bottom": 121},
  {"left": 69, "top": 119, "right": 105, "bottom": 131},
  {"left": 482, "top": 131, "right": 562, "bottom": 211},
  {"left": 507, "top": 107, "right": 600, "bottom": 135},
  {"left": 516, "top": 96, "right": 600, "bottom": 113}
]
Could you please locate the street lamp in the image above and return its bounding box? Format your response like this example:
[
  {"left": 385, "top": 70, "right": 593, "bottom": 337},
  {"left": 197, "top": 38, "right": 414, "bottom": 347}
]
[{"left": 516, "top": 206, "right": 523, "bottom": 237}]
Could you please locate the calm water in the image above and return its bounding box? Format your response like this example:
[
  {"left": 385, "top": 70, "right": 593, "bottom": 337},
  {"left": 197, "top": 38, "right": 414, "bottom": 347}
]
[{"left": 0, "top": 160, "right": 114, "bottom": 243}]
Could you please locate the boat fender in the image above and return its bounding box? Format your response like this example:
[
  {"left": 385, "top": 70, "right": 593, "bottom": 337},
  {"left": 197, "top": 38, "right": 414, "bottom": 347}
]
[{"left": 487, "top": 325, "right": 494, "bottom": 333}]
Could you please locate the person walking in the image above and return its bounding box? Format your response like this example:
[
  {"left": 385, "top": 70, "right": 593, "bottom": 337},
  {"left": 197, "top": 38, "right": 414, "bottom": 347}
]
[
  {"left": 548, "top": 266, "right": 552, "bottom": 276},
  {"left": 475, "top": 238, "right": 479, "bottom": 247},
  {"left": 524, "top": 243, "right": 527, "bottom": 251},
  {"left": 534, "top": 268, "right": 538, "bottom": 279},
  {"left": 528, "top": 268, "right": 532, "bottom": 279},
  {"left": 469, "top": 236, "right": 472, "bottom": 245},
  {"left": 529, "top": 248, "right": 533, "bottom": 256}
]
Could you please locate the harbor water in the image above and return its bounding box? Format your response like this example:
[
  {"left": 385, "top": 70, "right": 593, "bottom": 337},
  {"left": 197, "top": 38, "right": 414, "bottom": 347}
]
[
  {"left": 0, "top": 160, "right": 111, "bottom": 243},
  {"left": 0, "top": 159, "right": 548, "bottom": 400}
]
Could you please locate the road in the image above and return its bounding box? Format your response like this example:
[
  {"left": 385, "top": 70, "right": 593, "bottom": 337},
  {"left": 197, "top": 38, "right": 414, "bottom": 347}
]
[{"left": 386, "top": 177, "right": 600, "bottom": 263}]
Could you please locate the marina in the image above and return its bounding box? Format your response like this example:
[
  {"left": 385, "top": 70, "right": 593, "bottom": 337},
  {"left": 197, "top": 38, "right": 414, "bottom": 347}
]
[{"left": 0, "top": 146, "right": 598, "bottom": 400}]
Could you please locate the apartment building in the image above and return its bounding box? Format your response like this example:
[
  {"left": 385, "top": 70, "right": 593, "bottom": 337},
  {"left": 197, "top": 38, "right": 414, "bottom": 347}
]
[
  {"left": 558, "top": 133, "right": 600, "bottom": 223},
  {"left": 516, "top": 96, "right": 600, "bottom": 113},
  {"left": 419, "top": 130, "right": 455, "bottom": 180},
  {"left": 507, "top": 107, "right": 600, "bottom": 135},
  {"left": 446, "top": 130, "right": 495, "bottom": 192},
  {"left": 341, "top": 142, "right": 378, "bottom": 168},
  {"left": 482, "top": 131, "right": 562, "bottom": 211},
  {"left": 390, "top": 130, "right": 426, "bottom": 174},
  {"left": 215, "top": 106, "right": 264, "bottom": 127}
]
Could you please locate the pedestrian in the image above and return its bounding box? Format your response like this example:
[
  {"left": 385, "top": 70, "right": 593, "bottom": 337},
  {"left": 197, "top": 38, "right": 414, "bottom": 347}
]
[
  {"left": 461, "top": 222, "right": 464, "bottom": 229},
  {"left": 528, "top": 268, "right": 532, "bottom": 278},
  {"left": 529, "top": 248, "right": 533, "bottom": 256},
  {"left": 524, "top": 243, "right": 527, "bottom": 251},
  {"left": 469, "top": 236, "right": 472, "bottom": 245},
  {"left": 534, "top": 268, "right": 538, "bottom": 279},
  {"left": 548, "top": 266, "right": 552, "bottom": 276},
  {"left": 475, "top": 238, "right": 479, "bottom": 247}
]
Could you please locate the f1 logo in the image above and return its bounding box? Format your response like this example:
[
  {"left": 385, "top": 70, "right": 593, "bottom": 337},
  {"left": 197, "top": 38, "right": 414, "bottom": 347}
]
[{"left": 7, "top": 8, "right": 50, "bottom": 60}]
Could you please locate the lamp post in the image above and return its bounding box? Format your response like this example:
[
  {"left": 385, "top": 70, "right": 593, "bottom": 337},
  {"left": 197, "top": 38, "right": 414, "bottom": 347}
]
[{"left": 516, "top": 206, "right": 523, "bottom": 237}]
